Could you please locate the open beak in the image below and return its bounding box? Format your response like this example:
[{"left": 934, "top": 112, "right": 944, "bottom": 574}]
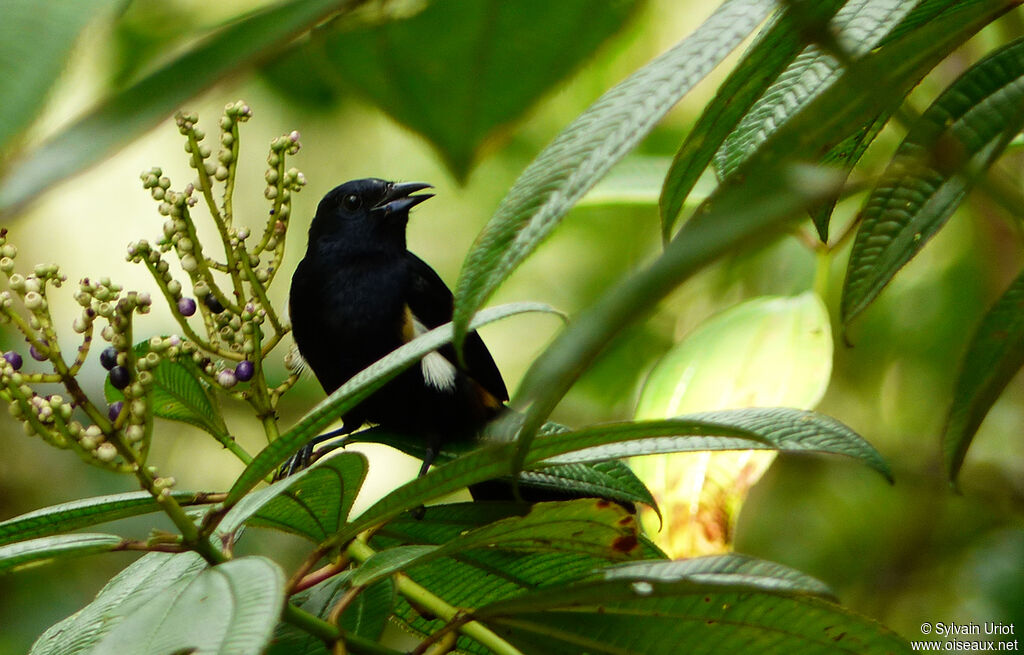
[{"left": 375, "top": 181, "right": 434, "bottom": 216}]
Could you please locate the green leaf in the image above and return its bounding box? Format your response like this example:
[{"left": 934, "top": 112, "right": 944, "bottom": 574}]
[
  {"left": 269, "top": 0, "right": 639, "bottom": 179},
  {"left": 0, "top": 490, "right": 217, "bottom": 547},
  {"left": 31, "top": 552, "right": 208, "bottom": 655},
  {"left": 713, "top": 0, "right": 917, "bottom": 182},
  {"left": 91, "top": 556, "right": 285, "bottom": 655},
  {"left": 106, "top": 341, "right": 229, "bottom": 443},
  {"left": 841, "top": 35, "right": 1024, "bottom": 325},
  {"left": 332, "top": 400, "right": 886, "bottom": 550},
  {"left": 0, "top": 0, "right": 365, "bottom": 216},
  {"left": 944, "top": 267, "right": 1024, "bottom": 482},
  {"left": 473, "top": 556, "right": 911, "bottom": 655},
  {"left": 0, "top": 533, "right": 124, "bottom": 574},
  {"left": 225, "top": 302, "right": 559, "bottom": 505},
  {"left": 219, "top": 451, "right": 367, "bottom": 542},
  {"left": 577, "top": 156, "right": 682, "bottom": 208},
  {"left": 369, "top": 502, "right": 662, "bottom": 652},
  {"left": 353, "top": 499, "right": 642, "bottom": 587},
  {"left": 269, "top": 575, "right": 394, "bottom": 654},
  {"left": 0, "top": 0, "right": 116, "bottom": 157},
  {"left": 452, "top": 0, "right": 777, "bottom": 353},
  {"left": 534, "top": 410, "right": 891, "bottom": 482},
  {"left": 658, "top": 0, "right": 845, "bottom": 238}
]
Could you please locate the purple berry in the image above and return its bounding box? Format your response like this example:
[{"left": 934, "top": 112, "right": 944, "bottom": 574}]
[
  {"left": 100, "top": 346, "right": 118, "bottom": 370},
  {"left": 217, "top": 369, "right": 237, "bottom": 389},
  {"left": 235, "top": 360, "right": 255, "bottom": 382},
  {"left": 108, "top": 401, "right": 124, "bottom": 421},
  {"left": 204, "top": 294, "right": 225, "bottom": 314},
  {"left": 3, "top": 351, "right": 23, "bottom": 370},
  {"left": 109, "top": 365, "right": 131, "bottom": 390},
  {"left": 29, "top": 344, "right": 47, "bottom": 361},
  {"left": 178, "top": 297, "right": 197, "bottom": 317}
]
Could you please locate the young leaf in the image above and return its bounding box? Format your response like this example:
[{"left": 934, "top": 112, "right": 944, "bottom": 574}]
[
  {"left": 90, "top": 556, "right": 285, "bottom": 655},
  {"left": 944, "top": 267, "right": 1024, "bottom": 483},
  {"left": 0, "top": 533, "right": 124, "bottom": 574},
  {"left": 0, "top": 0, "right": 366, "bottom": 216},
  {"left": 0, "top": 0, "right": 116, "bottom": 156},
  {"left": 452, "top": 0, "right": 777, "bottom": 352},
  {"left": 473, "top": 556, "right": 911, "bottom": 655},
  {"left": 0, "top": 490, "right": 216, "bottom": 547},
  {"left": 841, "top": 36, "right": 1024, "bottom": 325},
  {"left": 105, "top": 341, "right": 229, "bottom": 443},
  {"left": 658, "top": 0, "right": 846, "bottom": 237},
  {"left": 31, "top": 552, "right": 208, "bottom": 655},
  {"left": 267, "top": 0, "right": 640, "bottom": 179},
  {"left": 352, "top": 499, "right": 641, "bottom": 587},
  {"left": 225, "top": 302, "right": 559, "bottom": 505},
  {"left": 218, "top": 451, "right": 367, "bottom": 542}
]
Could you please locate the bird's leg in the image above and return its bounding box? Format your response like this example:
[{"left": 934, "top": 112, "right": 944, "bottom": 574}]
[
  {"left": 411, "top": 433, "right": 443, "bottom": 519},
  {"left": 275, "top": 421, "right": 358, "bottom": 480}
]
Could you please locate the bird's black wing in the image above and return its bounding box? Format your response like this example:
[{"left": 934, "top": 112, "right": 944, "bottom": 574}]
[{"left": 404, "top": 252, "right": 509, "bottom": 402}]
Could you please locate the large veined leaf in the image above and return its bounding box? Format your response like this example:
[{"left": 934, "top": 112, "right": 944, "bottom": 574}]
[
  {"left": 944, "top": 267, "right": 1024, "bottom": 482},
  {"left": 0, "top": 533, "right": 124, "bottom": 574},
  {"left": 0, "top": 0, "right": 367, "bottom": 216},
  {"left": 658, "top": 0, "right": 846, "bottom": 238},
  {"left": 452, "top": 0, "right": 777, "bottom": 354},
  {"left": 0, "top": 490, "right": 217, "bottom": 547},
  {"left": 31, "top": 552, "right": 209, "bottom": 655},
  {"left": 368, "top": 502, "right": 663, "bottom": 654},
  {"left": 352, "top": 499, "right": 642, "bottom": 587},
  {"left": 218, "top": 451, "right": 367, "bottom": 542},
  {"left": 90, "top": 557, "right": 285, "bottom": 655},
  {"left": 633, "top": 293, "right": 834, "bottom": 556},
  {"left": 841, "top": 35, "right": 1024, "bottom": 325},
  {"left": 0, "top": 0, "right": 117, "bottom": 157},
  {"left": 266, "top": 0, "right": 639, "bottom": 180},
  {"left": 471, "top": 556, "right": 910, "bottom": 654},
  {"left": 224, "top": 302, "right": 559, "bottom": 505},
  {"left": 105, "top": 341, "right": 229, "bottom": 444}
]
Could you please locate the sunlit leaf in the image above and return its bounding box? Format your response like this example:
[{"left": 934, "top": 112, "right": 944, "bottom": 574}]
[
  {"left": 31, "top": 552, "right": 208, "bottom": 655},
  {"left": 841, "top": 35, "right": 1024, "bottom": 325},
  {"left": 91, "top": 557, "right": 284, "bottom": 655},
  {"left": 452, "top": 0, "right": 777, "bottom": 354},
  {"left": 944, "top": 267, "right": 1024, "bottom": 483}
]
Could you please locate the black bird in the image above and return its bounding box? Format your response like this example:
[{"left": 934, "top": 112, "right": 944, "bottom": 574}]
[{"left": 286, "top": 178, "right": 508, "bottom": 477}]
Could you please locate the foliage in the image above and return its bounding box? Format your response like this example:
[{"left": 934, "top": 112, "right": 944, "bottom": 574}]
[{"left": 1, "top": 1, "right": 1023, "bottom": 654}]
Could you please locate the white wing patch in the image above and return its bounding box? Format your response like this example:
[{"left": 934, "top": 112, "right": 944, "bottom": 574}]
[{"left": 411, "top": 313, "right": 457, "bottom": 392}]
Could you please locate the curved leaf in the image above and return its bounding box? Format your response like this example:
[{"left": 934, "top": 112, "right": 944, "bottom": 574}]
[
  {"left": 0, "top": 533, "right": 124, "bottom": 574},
  {"left": 219, "top": 451, "right": 367, "bottom": 541},
  {"left": 225, "top": 302, "right": 559, "bottom": 504},
  {"left": 352, "top": 499, "right": 641, "bottom": 587},
  {"left": 0, "top": 0, "right": 116, "bottom": 156},
  {"left": 658, "top": 0, "right": 845, "bottom": 237},
  {"left": 31, "top": 552, "right": 208, "bottom": 655},
  {"left": 0, "top": 0, "right": 366, "bottom": 216},
  {"left": 472, "top": 557, "right": 910, "bottom": 655},
  {"left": 0, "top": 490, "right": 217, "bottom": 547},
  {"left": 452, "top": 0, "right": 776, "bottom": 352},
  {"left": 842, "top": 36, "right": 1024, "bottom": 325},
  {"left": 944, "top": 267, "right": 1024, "bottom": 482},
  {"left": 91, "top": 556, "right": 285, "bottom": 655}
]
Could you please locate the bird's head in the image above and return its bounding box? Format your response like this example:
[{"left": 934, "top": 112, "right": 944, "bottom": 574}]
[{"left": 308, "top": 178, "right": 433, "bottom": 252}]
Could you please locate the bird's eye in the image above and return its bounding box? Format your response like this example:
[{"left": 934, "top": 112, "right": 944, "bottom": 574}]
[{"left": 342, "top": 194, "right": 361, "bottom": 211}]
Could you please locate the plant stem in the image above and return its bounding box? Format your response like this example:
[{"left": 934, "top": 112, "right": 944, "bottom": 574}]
[{"left": 281, "top": 604, "right": 403, "bottom": 655}]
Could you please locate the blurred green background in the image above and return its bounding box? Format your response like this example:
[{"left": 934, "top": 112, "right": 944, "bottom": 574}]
[{"left": 1, "top": 1, "right": 1022, "bottom": 652}]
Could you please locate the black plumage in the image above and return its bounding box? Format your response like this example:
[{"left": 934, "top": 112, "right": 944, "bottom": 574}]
[{"left": 288, "top": 178, "right": 507, "bottom": 475}]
